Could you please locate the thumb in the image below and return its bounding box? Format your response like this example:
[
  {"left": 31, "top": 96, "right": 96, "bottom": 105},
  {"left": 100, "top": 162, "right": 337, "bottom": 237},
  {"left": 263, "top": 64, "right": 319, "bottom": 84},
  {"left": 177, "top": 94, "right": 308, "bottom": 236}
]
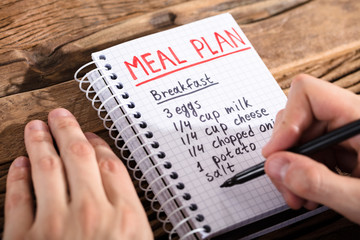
[{"left": 266, "top": 152, "right": 360, "bottom": 224}]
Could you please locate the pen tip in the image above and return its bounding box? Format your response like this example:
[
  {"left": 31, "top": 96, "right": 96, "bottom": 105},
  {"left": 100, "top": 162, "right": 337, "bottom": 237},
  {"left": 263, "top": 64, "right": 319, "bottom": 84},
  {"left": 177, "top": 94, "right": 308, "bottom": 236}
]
[{"left": 220, "top": 180, "right": 231, "bottom": 188}]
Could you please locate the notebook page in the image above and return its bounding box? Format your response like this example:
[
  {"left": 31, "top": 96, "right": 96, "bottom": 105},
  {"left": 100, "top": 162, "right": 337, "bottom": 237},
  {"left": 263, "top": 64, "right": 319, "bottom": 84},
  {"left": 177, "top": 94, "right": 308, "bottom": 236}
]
[{"left": 92, "top": 13, "right": 288, "bottom": 238}]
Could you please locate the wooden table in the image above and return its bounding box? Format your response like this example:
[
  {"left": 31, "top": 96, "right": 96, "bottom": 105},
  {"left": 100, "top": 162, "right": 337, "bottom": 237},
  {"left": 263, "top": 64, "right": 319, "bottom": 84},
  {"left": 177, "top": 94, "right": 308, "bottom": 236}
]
[{"left": 1, "top": 0, "right": 360, "bottom": 239}]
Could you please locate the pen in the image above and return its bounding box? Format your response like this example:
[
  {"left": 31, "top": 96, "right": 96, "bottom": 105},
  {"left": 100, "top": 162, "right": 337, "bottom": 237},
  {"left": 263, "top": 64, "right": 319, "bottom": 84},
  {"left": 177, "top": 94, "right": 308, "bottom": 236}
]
[{"left": 220, "top": 119, "right": 360, "bottom": 188}]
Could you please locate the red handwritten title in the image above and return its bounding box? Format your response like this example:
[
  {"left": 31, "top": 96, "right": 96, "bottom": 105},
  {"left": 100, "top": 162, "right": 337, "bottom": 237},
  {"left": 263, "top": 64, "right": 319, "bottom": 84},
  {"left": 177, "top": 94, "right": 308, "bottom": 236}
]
[{"left": 123, "top": 27, "right": 250, "bottom": 86}]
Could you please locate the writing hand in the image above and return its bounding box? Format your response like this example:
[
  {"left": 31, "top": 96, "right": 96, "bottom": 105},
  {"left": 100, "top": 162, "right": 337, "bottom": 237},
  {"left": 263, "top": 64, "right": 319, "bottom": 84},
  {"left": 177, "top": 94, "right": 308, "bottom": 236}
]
[
  {"left": 3, "top": 108, "right": 153, "bottom": 240},
  {"left": 262, "top": 74, "right": 360, "bottom": 224}
]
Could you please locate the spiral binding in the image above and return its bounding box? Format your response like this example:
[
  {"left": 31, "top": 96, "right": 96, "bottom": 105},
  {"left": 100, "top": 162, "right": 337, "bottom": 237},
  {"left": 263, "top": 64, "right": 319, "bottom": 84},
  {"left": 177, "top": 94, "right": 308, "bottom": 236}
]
[
  {"left": 169, "top": 215, "right": 210, "bottom": 240},
  {"left": 144, "top": 172, "right": 175, "bottom": 201},
  {"left": 138, "top": 160, "right": 169, "bottom": 190},
  {"left": 75, "top": 57, "right": 210, "bottom": 239}
]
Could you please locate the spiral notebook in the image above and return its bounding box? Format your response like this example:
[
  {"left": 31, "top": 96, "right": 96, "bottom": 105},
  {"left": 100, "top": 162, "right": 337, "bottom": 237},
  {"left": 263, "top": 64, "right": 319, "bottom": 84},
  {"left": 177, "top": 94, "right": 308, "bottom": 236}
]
[{"left": 75, "top": 13, "right": 324, "bottom": 240}]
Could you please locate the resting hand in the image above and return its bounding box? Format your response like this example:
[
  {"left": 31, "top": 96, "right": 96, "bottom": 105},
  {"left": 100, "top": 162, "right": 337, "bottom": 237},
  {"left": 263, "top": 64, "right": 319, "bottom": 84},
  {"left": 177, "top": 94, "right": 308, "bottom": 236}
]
[
  {"left": 262, "top": 74, "right": 360, "bottom": 224},
  {"left": 3, "top": 108, "right": 153, "bottom": 240}
]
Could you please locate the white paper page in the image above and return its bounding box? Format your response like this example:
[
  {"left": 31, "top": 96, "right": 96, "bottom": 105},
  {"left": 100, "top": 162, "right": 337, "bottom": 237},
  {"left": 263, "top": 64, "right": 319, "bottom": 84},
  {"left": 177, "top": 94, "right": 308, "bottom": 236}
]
[{"left": 92, "top": 13, "right": 288, "bottom": 239}]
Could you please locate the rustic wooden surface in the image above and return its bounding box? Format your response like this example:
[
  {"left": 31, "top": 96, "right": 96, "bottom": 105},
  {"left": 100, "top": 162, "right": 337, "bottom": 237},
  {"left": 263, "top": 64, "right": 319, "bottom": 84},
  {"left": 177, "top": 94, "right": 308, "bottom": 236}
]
[{"left": 1, "top": 0, "right": 360, "bottom": 239}]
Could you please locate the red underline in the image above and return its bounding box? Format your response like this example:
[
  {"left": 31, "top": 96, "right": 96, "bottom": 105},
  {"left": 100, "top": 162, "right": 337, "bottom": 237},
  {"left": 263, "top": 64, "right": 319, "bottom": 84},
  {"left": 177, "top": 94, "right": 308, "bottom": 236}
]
[{"left": 135, "top": 46, "right": 252, "bottom": 87}]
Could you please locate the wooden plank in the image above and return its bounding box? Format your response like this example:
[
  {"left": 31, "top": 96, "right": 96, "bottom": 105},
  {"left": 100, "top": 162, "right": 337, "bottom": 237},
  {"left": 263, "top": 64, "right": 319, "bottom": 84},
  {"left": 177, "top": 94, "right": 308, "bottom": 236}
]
[
  {"left": 0, "top": 0, "right": 311, "bottom": 97},
  {"left": 0, "top": 0, "right": 189, "bottom": 97},
  {"left": 270, "top": 41, "right": 360, "bottom": 94},
  {"left": 0, "top": 0, "right": 189, "bottom": 52},
  {"left": 0, "top": 80, "right": 103, "bottom": 165}
]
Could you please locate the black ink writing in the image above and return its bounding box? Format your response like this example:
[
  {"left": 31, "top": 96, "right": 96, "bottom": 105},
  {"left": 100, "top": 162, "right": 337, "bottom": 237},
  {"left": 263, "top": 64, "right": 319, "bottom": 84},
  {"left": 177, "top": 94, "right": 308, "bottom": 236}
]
[
  {"left": 173, "top": 120, "right": 192, "bottom": 133},
  {"left": 224, "top": 97, "right": 252, "bottom": 114},
  {"left": 162, "top": 101, "right": 201, "bottom": 119},
  {"left": 233, "top": 108, "right": 269, "bottom": 126}
]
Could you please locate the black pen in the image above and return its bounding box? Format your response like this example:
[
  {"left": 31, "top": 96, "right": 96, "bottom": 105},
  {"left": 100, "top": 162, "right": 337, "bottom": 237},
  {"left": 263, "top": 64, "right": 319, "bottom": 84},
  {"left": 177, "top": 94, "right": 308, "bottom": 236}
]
[{"left": 220, "top": 119, "right": 360, "bottom": 188}]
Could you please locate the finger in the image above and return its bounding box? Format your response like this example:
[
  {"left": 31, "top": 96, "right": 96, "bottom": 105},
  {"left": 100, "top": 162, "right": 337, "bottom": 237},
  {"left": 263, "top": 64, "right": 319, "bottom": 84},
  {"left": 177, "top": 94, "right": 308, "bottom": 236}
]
[
  {"left": 47, "top": 108, "right": 106, "bottom": 200},
  {"left": 85, "top": 132, "right": 151, "bottom": 232},
  {"left": 3, "top": 157, "right": 33, "bottom": 240},
  {"left": 276, "top": 182, "right": 306, "bottom": 210},
  {"left": 286, "top": 74, "right": 360, "bottom": 128},
  {"left": 265, "top": 156, "right": 306, "bottom": 209},
  {"left": 84, "top": 132, "right": 142, "bottom": 207},
  {"left": 298, "top": 120, "right": 327, "bottom": 144},
  {"left": 303, "top": 200, "right": 318, "bottom": 210},
  {"left": 262, "top": 75, "right": 314, "bottom": 157},
  {"left": 24, "top": 120, "right": 67, "bottom": 210},
  {"left": 266, "top": 151, "right": 360, "bottom": 224},
  {"left": 262, "top": 74, "right": 360, "bottom": 157},
  {"left": 272, "top": 109, "right": 284, "bottom": 134}
]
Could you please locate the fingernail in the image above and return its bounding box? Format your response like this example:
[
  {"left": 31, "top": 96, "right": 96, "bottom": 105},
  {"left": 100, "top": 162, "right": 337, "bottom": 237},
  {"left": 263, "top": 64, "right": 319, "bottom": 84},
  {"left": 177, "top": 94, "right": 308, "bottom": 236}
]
[
  {"left": 84, "top": 132, "right": 98, "bottom": 140},
  {"left": 50, "top": 108, "right": 72, "bottom": 117},
  {"left": 266, "top": 157, "right": 289, "bottom": 182},
  {"left": 28, "top": 120, "right": 47, "bottom": 131},
  {"left": 13, "top": 157, "right": 30, "bottom": 168}
]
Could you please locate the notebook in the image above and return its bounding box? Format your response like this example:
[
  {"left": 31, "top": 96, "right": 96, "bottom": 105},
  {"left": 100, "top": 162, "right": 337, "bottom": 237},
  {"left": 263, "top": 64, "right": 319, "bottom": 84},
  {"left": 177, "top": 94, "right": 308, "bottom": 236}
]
[{"left": 75, "top": 13, "right": 323, "bottom": 240}]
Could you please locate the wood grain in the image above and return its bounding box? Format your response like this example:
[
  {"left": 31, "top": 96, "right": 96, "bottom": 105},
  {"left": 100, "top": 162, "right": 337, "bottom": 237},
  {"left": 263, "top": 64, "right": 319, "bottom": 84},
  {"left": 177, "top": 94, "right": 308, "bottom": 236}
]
[
  {"left": 1, "top": 0, "right": 360, "bottom": 239},
  {"left": 0, "top": 0, "right": 311, "bottom": 97}
]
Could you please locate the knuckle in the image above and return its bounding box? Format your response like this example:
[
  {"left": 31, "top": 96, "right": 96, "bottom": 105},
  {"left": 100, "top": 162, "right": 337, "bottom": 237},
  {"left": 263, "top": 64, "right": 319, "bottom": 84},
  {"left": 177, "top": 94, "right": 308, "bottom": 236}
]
[
  {"left": 99, "top": 157, "right": 123, "bottom": 173},
  {"left": 278, "top": 119, "right": 301, "bottom": 137},
  {"left": 68, "top": 141, "right": 94, "bottom": 157},
  {"left": 35, "top": 156, "right": 61, "bottom": 172},
  {"left": 28, "top": 129, "right": 52, "bottom": 143},
  {"left": 5, "top": 191, "right": 32, "bottom": 211},
  {"left": 287, "top": 122, "right": 301, "bottom": 136},
  {"left": 292, "top": 73, "right": 310, "bottom": 85}
]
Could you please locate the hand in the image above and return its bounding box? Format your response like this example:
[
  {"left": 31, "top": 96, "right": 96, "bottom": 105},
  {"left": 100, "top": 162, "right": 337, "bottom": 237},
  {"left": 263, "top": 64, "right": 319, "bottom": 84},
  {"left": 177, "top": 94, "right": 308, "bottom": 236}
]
[
  {"left": 262, "top": 74, "right": 360, "bottom": 224},
  {"left": 3, "top": 108, "right": 153, "bottom": 240}
]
